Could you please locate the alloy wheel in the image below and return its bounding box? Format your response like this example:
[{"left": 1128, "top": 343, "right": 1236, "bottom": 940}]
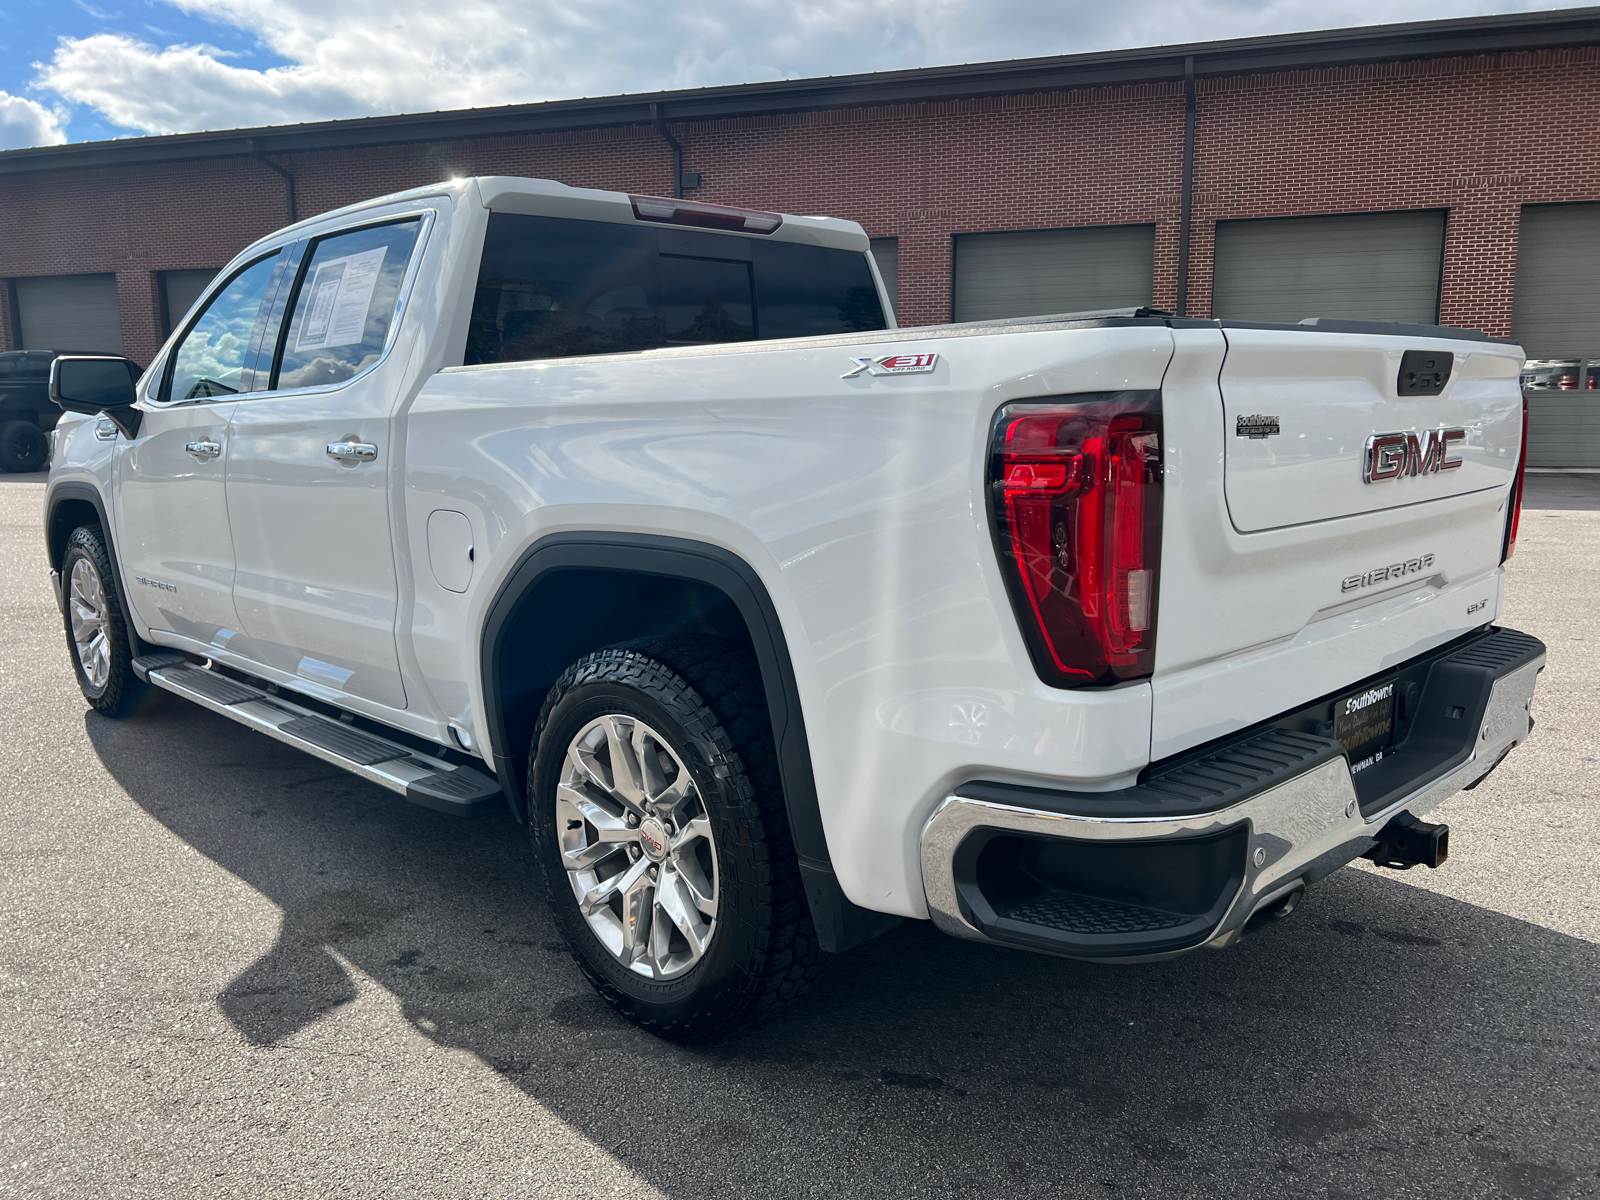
[
  {"left": 557, "top": 714, "right": 719, "bottom": 979},
  {"left": 69, "top": 557, "right": 111, "bottom": 690}
]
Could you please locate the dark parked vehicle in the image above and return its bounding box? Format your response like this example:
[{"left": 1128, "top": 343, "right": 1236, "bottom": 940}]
[
  {"left": 1, "top": 351, "right": 77, "bottom": 472},
  {"left": 0, "top": 349, "right": 143, "bottom": 472}
]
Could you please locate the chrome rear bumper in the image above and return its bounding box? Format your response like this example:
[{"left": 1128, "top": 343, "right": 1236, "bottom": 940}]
[{"left": 921, "top": 633, "right": 1544, "bottom": 961}]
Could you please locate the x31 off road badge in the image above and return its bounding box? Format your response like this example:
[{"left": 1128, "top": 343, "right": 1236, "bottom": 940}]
[{"left": 841, "top": 352, "right": 939, "bottom": 378}]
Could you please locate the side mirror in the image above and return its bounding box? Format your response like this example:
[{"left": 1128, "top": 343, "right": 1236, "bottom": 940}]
[{"left": 49, "top": 355, "right": 142, "bottom": 439}]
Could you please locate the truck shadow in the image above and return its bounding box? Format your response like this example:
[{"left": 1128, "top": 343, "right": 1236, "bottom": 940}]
[{"left": 87, "top": 701, "right": 1596, "bottom": 1200}]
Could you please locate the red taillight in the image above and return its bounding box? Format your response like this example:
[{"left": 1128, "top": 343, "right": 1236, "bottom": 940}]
[
  {"left": 630, "top": 194, "right": 783, "bottom": 234},
  {"left": 1503, "top": 393, "right": 1528, "bottom": 562},
  {"left": 990, "top": 397, "right": 1162, "bottom": 687}
]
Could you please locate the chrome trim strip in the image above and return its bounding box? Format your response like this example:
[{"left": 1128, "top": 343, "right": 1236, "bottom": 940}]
[{"left": 920, "top": 652, "right": 1543, "bottom": 956}]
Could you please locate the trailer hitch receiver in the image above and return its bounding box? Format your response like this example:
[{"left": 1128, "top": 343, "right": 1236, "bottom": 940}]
[{"left": 1363, "top": 812, "right": 1449, "bottom": 870}]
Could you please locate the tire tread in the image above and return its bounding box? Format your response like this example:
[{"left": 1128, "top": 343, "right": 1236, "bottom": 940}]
[
  {"left": 61, "top": 524, "right": 147, "bottom": 718},
  {"left": 529, "top": 635, "right": 825, "bottom": 1041}
]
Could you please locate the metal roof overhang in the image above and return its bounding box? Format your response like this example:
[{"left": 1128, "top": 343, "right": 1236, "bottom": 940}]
[{"left": 3, "top": 6, "right": 1599, "bottom": 177}]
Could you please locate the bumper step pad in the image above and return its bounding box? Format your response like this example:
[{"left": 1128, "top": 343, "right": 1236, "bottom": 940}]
[
  {"left": 1003, "top": 892, "right": 1193, "bottom": 936},
  {"left": 138, "top": 660, "right": 502, "bottom": 817}
]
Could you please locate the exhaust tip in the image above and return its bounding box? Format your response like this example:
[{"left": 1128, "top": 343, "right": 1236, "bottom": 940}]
[{"left": 1243, "top": 880, "right": 1307, "bottom": 936}]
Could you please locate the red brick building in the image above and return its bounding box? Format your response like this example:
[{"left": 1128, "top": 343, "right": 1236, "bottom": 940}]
[{"left": 3, "top": 8, "right": 1599, "bottom": 463}]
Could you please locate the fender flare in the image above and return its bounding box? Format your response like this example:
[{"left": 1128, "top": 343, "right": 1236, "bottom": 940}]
[
  {"left": 45, "top": 481, "right": 140, "bottom": 636},
  {"left": 478, "top": 530, "right": 899, "bottom": 953}
]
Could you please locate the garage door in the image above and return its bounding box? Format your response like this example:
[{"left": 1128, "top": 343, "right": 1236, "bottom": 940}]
[
  {"left": 953, "top": 225, "right": 1154, "bottom": 323},
  {"left": 1212, "top": 211, "right": 1446, "bottom": 325},
  {"left": 15, "top": 274, "right": 122, "bottom": 354},
  {"left": 1511, "top": 203, "right": 1600, "bottom": 468},
  {"left": 161, "top": 269, "right": 220, "bottom": 334}
]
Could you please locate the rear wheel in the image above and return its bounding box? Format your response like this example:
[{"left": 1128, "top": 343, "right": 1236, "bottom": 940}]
[
  {"left": 0, "top": 421, "right": 47, "bottom": 473},
  {"left": 529, "top": 636, "right": 824, "bottom": 1041},
  {"left": 60, "top": 525, "right": 147, "bottom": 717}
]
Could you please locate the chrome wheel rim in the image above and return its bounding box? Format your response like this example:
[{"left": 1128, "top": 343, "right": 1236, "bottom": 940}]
[
  {"left": 558, "top": 714, "right": 719, "bottom": 979},
  {"left": 68, "top": 557, "right": 112, "bottom": 690}
]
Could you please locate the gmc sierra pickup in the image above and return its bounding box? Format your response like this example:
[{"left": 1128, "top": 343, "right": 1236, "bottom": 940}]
[{"left": 44, "top": 176, "right": 1544, "bottom": 1041}]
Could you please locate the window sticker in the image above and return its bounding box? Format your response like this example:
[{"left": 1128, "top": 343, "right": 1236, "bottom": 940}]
[{"left": 295, "top": 246, "right": 388, "bottom": 351}]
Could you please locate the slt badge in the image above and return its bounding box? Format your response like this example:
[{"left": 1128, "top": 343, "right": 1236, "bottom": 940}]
[{"left": 841, "top": 352, "right": 938, "bottom": 379}]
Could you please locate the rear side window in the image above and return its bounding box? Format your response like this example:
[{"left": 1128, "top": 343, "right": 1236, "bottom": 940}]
[
  {"left": 272, "top": 218, "right": 422, "bottom": 391},
  {"left": 465, "top": 213, "right": 886, "bottom": 365}
]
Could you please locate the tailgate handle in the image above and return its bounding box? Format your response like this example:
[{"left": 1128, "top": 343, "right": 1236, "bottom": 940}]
[{"left": 1397, "top": 350, "right": 1453, "bottom": 397}]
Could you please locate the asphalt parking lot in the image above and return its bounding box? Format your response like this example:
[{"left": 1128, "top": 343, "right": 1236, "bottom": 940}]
[{"left": 1, "top": 471, "right": 1595, "bottom": 1200}]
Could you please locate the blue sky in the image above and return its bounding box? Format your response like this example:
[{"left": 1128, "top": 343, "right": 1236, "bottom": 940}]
[
  {"left": 0, "top": 0, "right": 1588, "bottom": 151},
  {"left": 0, "top": 0, "right": 291, "bottom": 142}
]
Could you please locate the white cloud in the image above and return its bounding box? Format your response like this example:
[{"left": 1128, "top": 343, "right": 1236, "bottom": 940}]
[
  {"left": 0, "top": 91, "right": 69, "bottom": 149},
  {"left": 29, "top": 0, "right": 1592, "bottom": 138},
  {"left": 36, "top": 34, "right": 372, "bottom": 133}
]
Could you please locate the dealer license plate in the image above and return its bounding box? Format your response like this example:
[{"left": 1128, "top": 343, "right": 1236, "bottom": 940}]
[{"left": 1333, "top": 677, "right": 1397, "bottom": 774}]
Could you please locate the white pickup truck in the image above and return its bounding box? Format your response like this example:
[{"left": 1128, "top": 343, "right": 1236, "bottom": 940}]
[{"left": 44, "top": 176, "right": 1545, "bottom": 1041}]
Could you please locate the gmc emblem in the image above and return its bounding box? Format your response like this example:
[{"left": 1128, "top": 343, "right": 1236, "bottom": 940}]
[{"left": 1363, "top": 428, "right": 1466, "bottom": 483}]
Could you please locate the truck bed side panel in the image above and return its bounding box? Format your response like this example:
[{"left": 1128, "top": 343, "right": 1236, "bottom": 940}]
[{"left": 404, "top": 326, "right": 1175, "bottom": 917}]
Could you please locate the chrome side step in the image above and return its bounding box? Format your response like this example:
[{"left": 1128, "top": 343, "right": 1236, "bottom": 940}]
[{"left": 132, "top": 654, "right": 503, "bottom": 817}]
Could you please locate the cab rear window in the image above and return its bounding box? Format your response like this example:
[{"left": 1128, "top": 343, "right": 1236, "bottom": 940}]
[{"left": 465, "top": 212, "right": 885, "bottom": 366}]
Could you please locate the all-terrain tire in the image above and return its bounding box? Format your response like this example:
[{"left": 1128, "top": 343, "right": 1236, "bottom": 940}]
[
  {"left": 529, "top": 635, "right": 826, "bottom": 1041},
  {"left": 0, "top": 420, "right": 47, "bottom": 473},
  {"left": 60, "top": 524, "right": 148, "bottom": 718}
]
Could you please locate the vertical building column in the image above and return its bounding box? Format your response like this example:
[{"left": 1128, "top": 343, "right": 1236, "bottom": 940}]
[
  {"left": 1181, "top": 216, "right": 1218, "bottom": 320},
  {"left": 116, "top": 263, "right": 165, "bottom": 368},
  {"left": 1151, "top": 219, "right": 1183, "bottom": 313},
  {"left": 0, "top": 280, "right": 19, "bottom": 352},
  {"left": 895, "top": 229, "right": 952, "bottom": 329},
  {"left": 1438, "top": 197, "right": 1521, "bottom": 338}
]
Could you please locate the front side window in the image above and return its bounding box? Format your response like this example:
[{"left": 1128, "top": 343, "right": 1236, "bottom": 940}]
[
  {"left": 465, "top": 213, "right": 886, "bottom": 366},
  {"left": 272, "top": 219, "right": 422, "bottom": 391},
  {"left": 166, "top": 254, "right": 280, "bottom": 402}
]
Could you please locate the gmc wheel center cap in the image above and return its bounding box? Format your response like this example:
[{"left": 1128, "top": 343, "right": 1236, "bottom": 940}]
[{"left": 638, "top": 818, "right": 669, "bottom": 862}]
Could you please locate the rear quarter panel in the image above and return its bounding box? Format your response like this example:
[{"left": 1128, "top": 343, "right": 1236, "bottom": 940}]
[{"left": 402, "top": 325, "right": 1176, "bottom": 916}]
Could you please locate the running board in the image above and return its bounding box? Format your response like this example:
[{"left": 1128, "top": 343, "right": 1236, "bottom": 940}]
[{"left": 132, "top": 654, "right": 502, "bottom": 817}]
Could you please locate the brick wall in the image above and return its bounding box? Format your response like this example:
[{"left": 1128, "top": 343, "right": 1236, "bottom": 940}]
[{"left": 3, "top": 45, "right": 1599, "bottom": 363}]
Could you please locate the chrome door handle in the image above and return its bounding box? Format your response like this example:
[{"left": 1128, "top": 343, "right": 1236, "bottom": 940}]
[
  {"left": 185, "top": 439, "right": 222, "bottom": 461},
  {"left": 326, "top": 441, "right": 378, "bottom": 462}
]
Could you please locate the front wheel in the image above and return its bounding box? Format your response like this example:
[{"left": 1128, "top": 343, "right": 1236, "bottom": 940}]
[
  {"left": 60, "top": 525, "right": 147, "bottom": 717},
  {"left": 529, "top": 636, "right": 824, "bottom": 1041}
]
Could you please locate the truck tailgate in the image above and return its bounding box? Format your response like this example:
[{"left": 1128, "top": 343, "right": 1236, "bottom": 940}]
[
  {"left": 1151, "top": 325, "right": 1526, "bottom": 762},
  {"left": 1220, "top": 327, "right": 1523, "bottom": 532}
]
